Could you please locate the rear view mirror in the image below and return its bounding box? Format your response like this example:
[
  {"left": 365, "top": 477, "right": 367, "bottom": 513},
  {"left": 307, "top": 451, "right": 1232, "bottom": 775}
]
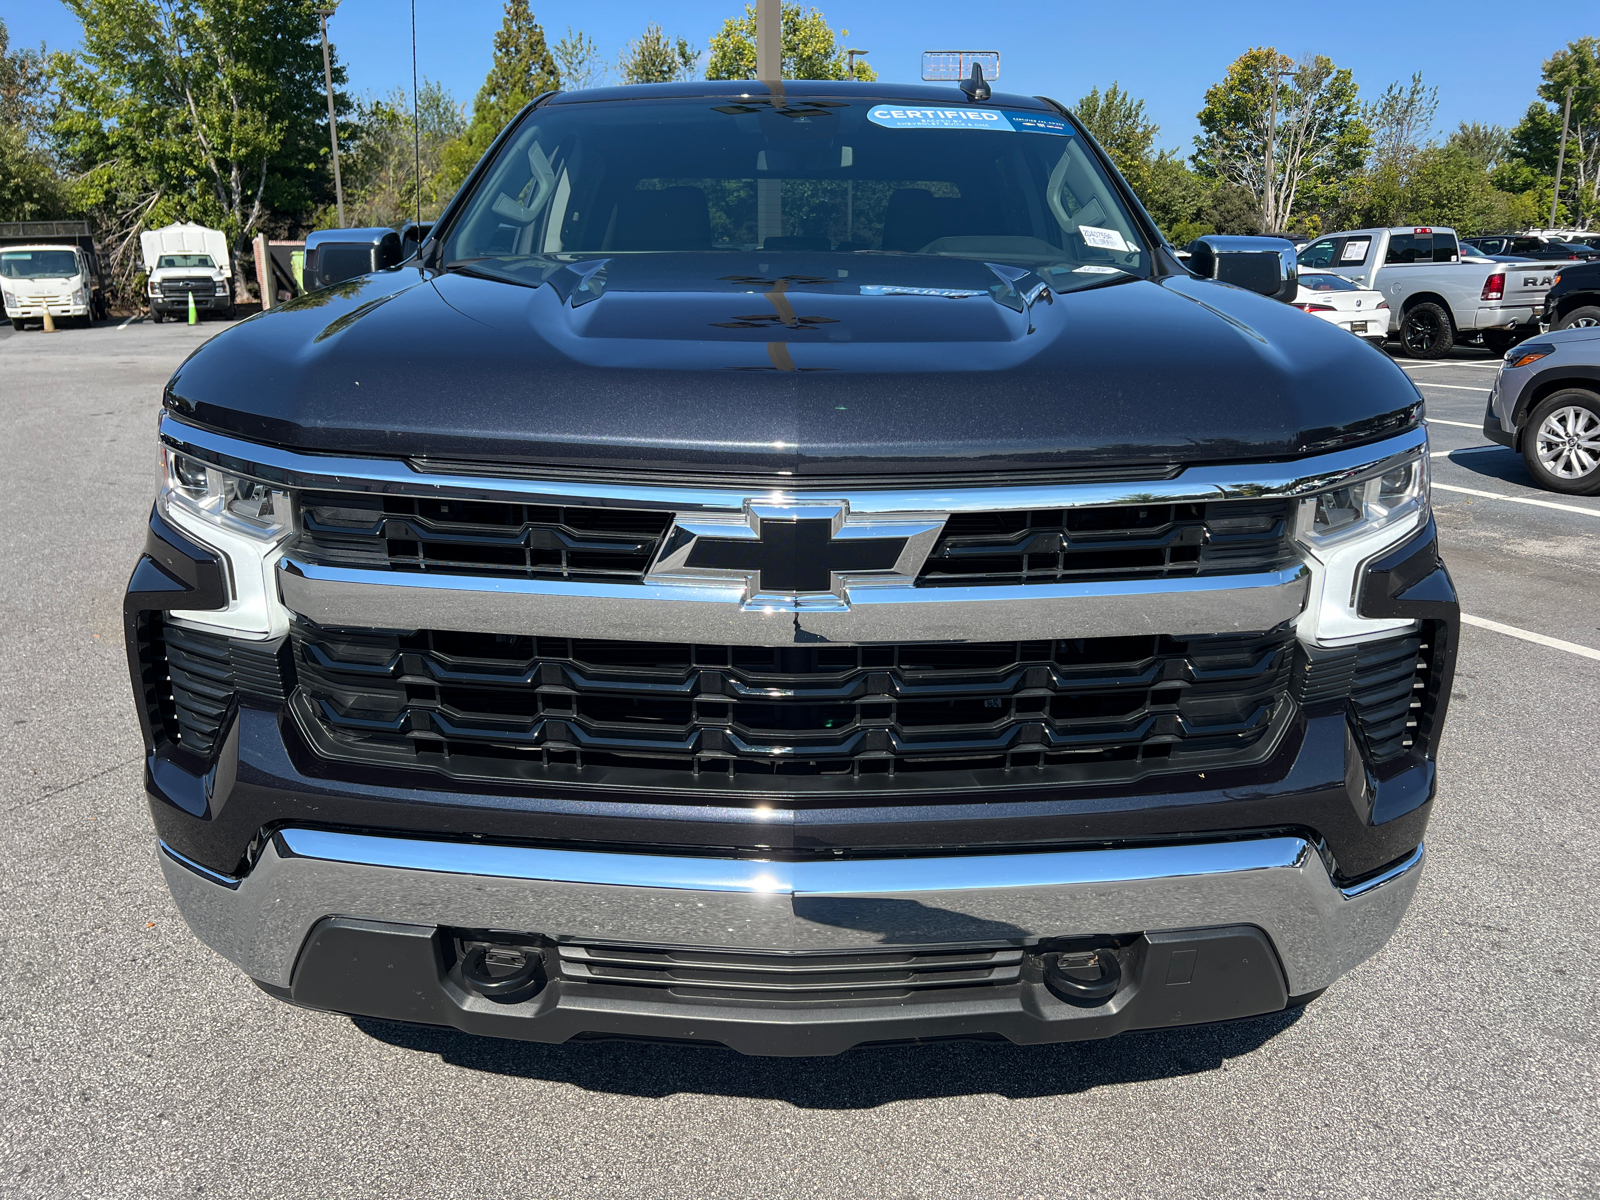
[
  {"left": 303, "top": 228, "right": 403, "bottom": 291},
  {"left": 1187, "top": 236, "right": 1299, "bottom": 303}
]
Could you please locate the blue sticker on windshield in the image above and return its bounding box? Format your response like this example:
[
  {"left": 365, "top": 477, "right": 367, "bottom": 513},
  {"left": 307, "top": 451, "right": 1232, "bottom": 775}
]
[{"left": 867, "top": 107, "right": 1071, "bottom": 135}]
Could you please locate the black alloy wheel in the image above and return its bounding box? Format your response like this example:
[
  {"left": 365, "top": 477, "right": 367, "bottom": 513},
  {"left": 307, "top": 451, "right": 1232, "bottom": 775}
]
[
  {"left": 1402, "top": 301, "right": 1455, "bottom": 358},
  {"left": 1555, "top": 305, "right": 1600, "bottom": 331}
]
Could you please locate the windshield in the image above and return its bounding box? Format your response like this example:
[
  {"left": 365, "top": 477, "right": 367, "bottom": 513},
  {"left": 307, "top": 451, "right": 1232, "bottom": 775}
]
[
  {"left": 157, "top": 254, "right": 215, "bottom": 269},
  {"left": 1299, "top": 272, "right": 1361, "bottom": 292},
  {"left": 1, "top": 250, "right": 80, "bottom": 279},
  {"left": 441, "top": 96, "right": 1149, "bottom": 294}
]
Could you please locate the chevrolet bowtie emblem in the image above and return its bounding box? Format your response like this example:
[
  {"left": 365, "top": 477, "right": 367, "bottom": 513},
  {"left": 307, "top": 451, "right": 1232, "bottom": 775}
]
[{"left": 648, "top": 501, "right": 945, "bottom": 609}]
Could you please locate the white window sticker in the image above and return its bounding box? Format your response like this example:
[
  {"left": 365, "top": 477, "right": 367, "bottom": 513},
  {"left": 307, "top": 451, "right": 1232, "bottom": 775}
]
[
  {"left": 1340, "top": 239, "right": 1370, "bottom": 263},
  {"left": 1072, "top": 265, "right": 1123, "bottom": 274},
  {"left": 1078, "top": 225, "right": 1129, "bottom": 252}
]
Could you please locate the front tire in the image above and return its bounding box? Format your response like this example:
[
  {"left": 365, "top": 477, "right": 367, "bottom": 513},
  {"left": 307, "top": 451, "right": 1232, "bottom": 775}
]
[
  {"left": 1523, "top": 390, "right": 1600, "bottom": 495},
  {"left": 1555, "top": 305, "right": 1600, "bottom": 331},
  {"left": 1402, "top": 302, "right": 1454, "bottom": 358},
  {"left": 10, "top": 318, "right": 23, "bottom": 331}
]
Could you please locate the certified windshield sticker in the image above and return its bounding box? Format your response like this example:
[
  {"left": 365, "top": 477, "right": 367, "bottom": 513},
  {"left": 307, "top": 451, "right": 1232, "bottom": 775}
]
[
  {"left": 860, "top": 285, "right": 983, "bottom": 298},
  {"left": 1071, "top": 265, "right": 1123, "bottom": 274},
  {"left": 1078, "top": 225, "right": 1130, "bottom": 252},
  {"left": 1005, "top": 111, "right": 1071, "bottom": 136},
  {"left": 866, "top": 108, "right": 1074, "bottom": 134},
  {"left": 869, "top": 107, "right": 1013, "bottom": 131}
]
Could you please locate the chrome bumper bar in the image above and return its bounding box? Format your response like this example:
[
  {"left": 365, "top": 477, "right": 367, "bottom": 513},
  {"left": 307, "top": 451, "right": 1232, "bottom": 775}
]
[
  {"left": 276, "top": 557, "right": 1310, "bottom": 645},
  {"left": 160, "top": 831, "right": 1425, "bottom": 996}
]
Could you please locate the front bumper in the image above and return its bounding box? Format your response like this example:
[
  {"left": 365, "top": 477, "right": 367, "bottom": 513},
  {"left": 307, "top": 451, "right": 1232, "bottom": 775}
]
[
  {"left": 160, "top": 829, "right": 1424, "bottom": 1055},
  {"left": 5, "top": 301, "right": 87, "bottom": 318}
]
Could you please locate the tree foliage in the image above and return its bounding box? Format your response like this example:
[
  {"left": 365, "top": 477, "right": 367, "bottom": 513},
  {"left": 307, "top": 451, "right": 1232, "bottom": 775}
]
[
  {"left": 553, "top": 27, "right": 606, "bottom": 91},
  {"left": 1194, "top": 47, "right": 1365, "bottom": 230},
  {"left": 0, "top": 17, "right": 68, "bottom": 221},
  {"left": 1074, "top": 84, "right": 1158, "bottom": 179},
  {"left": 437, "top": 0, "right": 558, "bottom": 192},
  {"left": 339, "top": 80, "right": 467, "bottom": 230},
  {"left": 50, "top": 0, "right": 345, "bottom": 299},
  {"left": 618, "top": 24, "right": 698, "bottom": 85},
  {"left": 1508, "top": 38, "right": 1600, "bottom": 224},
  {"left": 705, "top": 3, "right": 875, "bottom": 81}
]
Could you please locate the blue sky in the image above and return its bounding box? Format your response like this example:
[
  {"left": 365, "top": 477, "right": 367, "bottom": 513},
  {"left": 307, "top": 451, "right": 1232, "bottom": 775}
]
[{"left": 9, "top": 1, "right": 1592, "bottom": 154}]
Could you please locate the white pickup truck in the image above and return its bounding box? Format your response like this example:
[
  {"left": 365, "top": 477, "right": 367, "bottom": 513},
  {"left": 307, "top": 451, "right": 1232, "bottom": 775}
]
[
  {"left": 140, "top": 223, "right": 235, "bottom": 322},
  {"left": 1297, "top": 225, "right": 1552, "bottom": 357}
]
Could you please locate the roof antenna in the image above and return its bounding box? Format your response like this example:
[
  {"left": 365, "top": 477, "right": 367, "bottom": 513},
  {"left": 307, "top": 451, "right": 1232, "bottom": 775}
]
[
  {"left": 960, "top": 61, "right": 991, "bottom": 102},
  {"left": 411, "top": 0, "right": 422, "bottom": 232}
]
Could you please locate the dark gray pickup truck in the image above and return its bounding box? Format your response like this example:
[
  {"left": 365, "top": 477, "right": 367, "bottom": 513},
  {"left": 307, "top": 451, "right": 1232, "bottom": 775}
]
[{"left": 126, "top": 78, "right": 1456, "bottom": 1055}]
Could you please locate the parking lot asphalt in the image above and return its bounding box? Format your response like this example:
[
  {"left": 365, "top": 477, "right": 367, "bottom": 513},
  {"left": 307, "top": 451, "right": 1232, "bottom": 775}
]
[{"left": 0, "top": 318, "right": 1596, "bottom": 1200}]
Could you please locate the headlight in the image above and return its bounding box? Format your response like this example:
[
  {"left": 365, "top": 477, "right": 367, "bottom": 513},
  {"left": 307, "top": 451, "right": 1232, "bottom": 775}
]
[
  {"left": 1293, "top": 451, "right": 1429, "bottom": 645},
  {"left": 1, "top": 290, "right": 14, "bottom": 306},
  {"left": 148, "top": 281, "right": 160, "bottom": 297},
  {"left": 1505, "top": 342, "right": 1554, "bottom": 368},
  {"left": 159, "top": 448, "right": 294, "bottom": 639},
  {"left": 214, "top": 281, "right": 229, "bottom": 296}
]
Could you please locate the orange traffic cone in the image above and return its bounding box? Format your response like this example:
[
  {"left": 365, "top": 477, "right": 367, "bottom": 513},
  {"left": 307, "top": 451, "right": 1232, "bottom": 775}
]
[{"left": 42, "top": 309, "right": 56, "bottom": 332}]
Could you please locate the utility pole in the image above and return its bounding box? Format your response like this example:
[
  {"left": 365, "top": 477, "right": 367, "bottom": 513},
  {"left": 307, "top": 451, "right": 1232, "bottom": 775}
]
[
  {"left": 316, "top": 7, "right": 345, "bottom": 228},
  {"left": 1262, "top": 63, "right": 1292, "bottom": 232},
  {"left": 756, "top": 0, "right": 781, "bottom": 247},
  {"left": 846, "top": 49, "right": 868, "bottom": 80},
  {"left": 1551, "top": 84, "right": 1574, "bottom": 230}
]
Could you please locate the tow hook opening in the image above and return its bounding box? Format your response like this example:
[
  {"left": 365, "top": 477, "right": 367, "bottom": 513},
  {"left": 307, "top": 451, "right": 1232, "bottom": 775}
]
[
  {"left": 1039, "top": 947, "right": 1123, "bottom": 1004},
  {"left": 455, "top": 936, "right": 546, "bottom": 1002}
]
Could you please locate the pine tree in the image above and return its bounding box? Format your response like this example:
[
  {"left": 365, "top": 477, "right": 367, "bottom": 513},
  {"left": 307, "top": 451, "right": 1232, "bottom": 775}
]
[{"left": 438, "top": 0, "right": 559, "bottom": 191}]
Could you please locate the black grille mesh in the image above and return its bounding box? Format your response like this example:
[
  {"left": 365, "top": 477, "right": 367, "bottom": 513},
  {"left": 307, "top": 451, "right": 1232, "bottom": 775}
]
[
  {"left": 295, "top": 493, "right": 672, "bottom": 583},
  {"left": 291, "top": 621, "right": 1296, "bottom": 790},
  {"left": 554, "top": 944, "right": 1024, "bottom": 1003},
  {"left": 143, "top": 621, "right": 296, "bottom": 758},
  {"left": 1293, "top": 631, "right": 1430, "bottom": 762},
  {"left": 917, "top": 500, "right": 1294, "bottom": 585}
]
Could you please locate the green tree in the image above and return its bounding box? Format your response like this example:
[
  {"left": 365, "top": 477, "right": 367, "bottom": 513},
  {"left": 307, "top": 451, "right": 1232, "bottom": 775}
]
[
  {"left": 553, "top": 26, "right": 606, "bottom": 91},
  {"left": 437, "top": 0, "right": 559, "bottom": 192},
  {"left": 51, "top": 0, "right": 345, "bottom": 300},
  {"left": 1194, "top": 47, "right": 1366, "bottom": 231},
  {"left": 618, "top": 24, "right": 698, "bottom": 84},
  {"left": 1447, "top": 122, "right": 1512, "bottom": 171},
  {"left": 705, "top": 4, "right": 876, "bottom": 81},
  {"left": 1509, "top": 38, "right": 1600, "bottom": 224},
  {"left": 0, "top": 17, "right": 68, "bottom": 221},
  {"left": 340, "top": 80, "right": 467, "bottom": 230},
  {"left": 1364, "top": 72, "right": 1438, "bottom": 179},
  {"left": 1074, "top": 84, "right": 1158, "bottom": 181}
]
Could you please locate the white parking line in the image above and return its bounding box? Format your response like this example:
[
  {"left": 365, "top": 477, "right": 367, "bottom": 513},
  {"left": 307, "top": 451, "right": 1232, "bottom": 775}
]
[
  {"left": 1433, "top": 482, "right": 1600, "bottom": 517},
  {"left": 117, "top": 314, "right": 140, "bottom": 329},
  {"left": 1430, "top": 447, "right": 1502, "bottom": 457},
  {"left": 1399, "top": 361, "right": 1501, "bottom": 370},
  {"left": 1425, "top": 418, "right": 1484, "bottom": 428},
  {"left": 1462, "top": 614, "right": 1600, "bottom": 662},
  {"left": 1415, "top": 382, "right": 1491, "bottom": 392}
]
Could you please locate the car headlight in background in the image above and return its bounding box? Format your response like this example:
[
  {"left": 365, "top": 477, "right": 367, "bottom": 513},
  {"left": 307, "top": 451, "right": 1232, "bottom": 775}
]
[
  {"left": 1293, "top": 451, "right": 1430, "bottom": 645},
  {"left": 148, "top": 281, "right": 160, "bottom": 297},
  {"left": 159, "top": 448, "right": 294, "bottom": 639},
  {"left": 214, "top": 281, "right": 229, "bottom": 296},
  {"left": 1, "top": 290, "right": 14, "bottom": 307},
  {"left": 1505, "top": 342, "right": 1554, "bottom": 369}
]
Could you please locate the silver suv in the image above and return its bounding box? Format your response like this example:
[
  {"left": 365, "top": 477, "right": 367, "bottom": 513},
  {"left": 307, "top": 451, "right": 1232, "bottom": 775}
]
[{"left": 1484, "top": 326, "right": 1600, "bottom": 494}]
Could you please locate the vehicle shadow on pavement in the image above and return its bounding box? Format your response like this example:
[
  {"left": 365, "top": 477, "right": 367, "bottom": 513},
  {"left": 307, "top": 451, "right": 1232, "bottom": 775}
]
[
  {"left": 1442, "top": 448, "right": 1543, "bottom": 490},
  {"left": 349, "top": 1010, "right": 1304, "bottom": 1107}
]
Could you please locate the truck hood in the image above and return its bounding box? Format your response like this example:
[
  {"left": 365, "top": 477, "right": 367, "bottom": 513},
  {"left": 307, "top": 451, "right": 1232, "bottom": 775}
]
[{"left": 164, "top": 255, "right": 1422, "bottom": 479}]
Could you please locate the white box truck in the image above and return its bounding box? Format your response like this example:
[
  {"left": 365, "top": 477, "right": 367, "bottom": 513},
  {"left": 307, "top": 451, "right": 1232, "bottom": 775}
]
[
  {"left": 1, "top": 220, "right": 108, "bottom": 329},
  {"left": 141, "top": 222, "right": 235, "bottom": 322}
]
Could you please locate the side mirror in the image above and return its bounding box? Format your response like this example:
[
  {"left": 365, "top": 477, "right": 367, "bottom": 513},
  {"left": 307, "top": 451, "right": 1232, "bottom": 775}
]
[
  {"left": 303, "top": 227, "right": 402, "bottom": 291},
  {"left": 1188, "top": 235, "right": 1299, "bottom": 303}
]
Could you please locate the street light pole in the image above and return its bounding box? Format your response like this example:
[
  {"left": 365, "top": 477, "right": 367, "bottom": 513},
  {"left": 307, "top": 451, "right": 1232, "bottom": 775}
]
[
  {"left": 1551, "top": 84, "right": 1574, "bottom": 230},
  {"left": 846, "top": 49, "right": 868, "bottom": 80},
  {"left": 316, "top": 7, "right": 345, "bottom": 228}
]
